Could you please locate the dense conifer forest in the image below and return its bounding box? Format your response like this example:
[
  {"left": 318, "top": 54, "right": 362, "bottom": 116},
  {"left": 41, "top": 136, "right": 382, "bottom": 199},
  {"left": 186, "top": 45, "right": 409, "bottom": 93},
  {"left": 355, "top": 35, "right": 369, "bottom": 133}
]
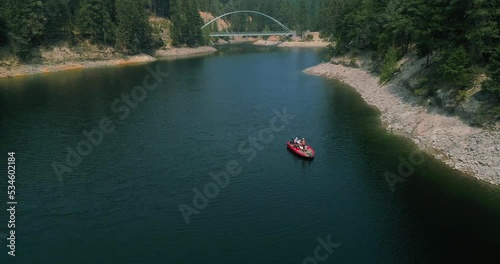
[{"left": 0, "top": 0, "right": 498, "bottom": 104}]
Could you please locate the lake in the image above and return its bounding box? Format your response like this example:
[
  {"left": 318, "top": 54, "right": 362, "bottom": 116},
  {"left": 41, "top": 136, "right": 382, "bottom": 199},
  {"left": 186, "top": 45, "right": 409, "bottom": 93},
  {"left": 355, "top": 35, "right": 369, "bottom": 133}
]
[{"left": 0, "top": 45, "right": 499, "bottom": 263}]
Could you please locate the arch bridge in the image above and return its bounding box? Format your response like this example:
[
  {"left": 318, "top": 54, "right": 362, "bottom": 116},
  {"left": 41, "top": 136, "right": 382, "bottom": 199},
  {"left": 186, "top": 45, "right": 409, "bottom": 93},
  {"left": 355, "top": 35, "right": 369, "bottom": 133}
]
[{"left": 201, "top": 10, "right": 293, "bottom": 37}]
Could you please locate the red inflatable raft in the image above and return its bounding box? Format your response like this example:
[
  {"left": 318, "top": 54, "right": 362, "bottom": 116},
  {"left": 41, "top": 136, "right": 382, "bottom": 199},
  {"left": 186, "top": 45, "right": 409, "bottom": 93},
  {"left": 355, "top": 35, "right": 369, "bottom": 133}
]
[{"left": 287, "top": 141, "right": 315, "bottom": 159}]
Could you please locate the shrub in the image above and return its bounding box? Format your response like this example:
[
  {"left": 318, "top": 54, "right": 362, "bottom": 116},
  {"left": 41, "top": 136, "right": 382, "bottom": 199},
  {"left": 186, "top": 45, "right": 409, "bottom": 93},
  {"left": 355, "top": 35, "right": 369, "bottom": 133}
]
[
  {"left": 456, "top": 90, "right": 468, "bottom": 102},
  {"left": 414, "top": 88, "right": 426, "bottom": 96},
  {"left": 481, "top": 48, "right": 500, "bottom": 101},
  {"left": 325, "top": 44, "right": 336, "bottom": 60},
  {"left": 379, "top": 47, "right": 398, "bottom": 83},
  {"left": 305, "top": 34, "right": 313, "bottom": 41},
  {"left": 349, "top": 58, "right": 358, "bottom": 67},
  {"left": 439, "top": 46, "right": 475, "bottom": 89}
]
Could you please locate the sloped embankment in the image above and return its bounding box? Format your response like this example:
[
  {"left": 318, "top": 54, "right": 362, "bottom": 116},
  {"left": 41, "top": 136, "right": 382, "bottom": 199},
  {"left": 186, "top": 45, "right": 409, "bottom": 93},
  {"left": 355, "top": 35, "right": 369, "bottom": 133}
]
[{"left": 304, "top": 59, "right": 500, "bottom": 185}]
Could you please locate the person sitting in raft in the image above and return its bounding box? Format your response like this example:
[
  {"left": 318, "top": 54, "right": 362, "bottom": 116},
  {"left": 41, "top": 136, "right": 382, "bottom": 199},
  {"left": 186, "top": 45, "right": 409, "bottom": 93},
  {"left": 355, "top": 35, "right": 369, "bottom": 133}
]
[
  {"left": 300, "top": 138, "right": 307, "bottom": 150},
  {"left": 297, "top": 138, "right": 303, "bottom": 150},
  {"left": 293, "top": 137, "right": 300, "bottom": 147}
]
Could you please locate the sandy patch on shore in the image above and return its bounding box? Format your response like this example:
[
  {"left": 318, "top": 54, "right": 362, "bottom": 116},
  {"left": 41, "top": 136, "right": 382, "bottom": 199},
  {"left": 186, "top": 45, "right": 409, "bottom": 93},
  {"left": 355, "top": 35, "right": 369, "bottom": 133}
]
[
  {"left": 278, "top": 41, "right": 330, "bottom": 48},
  {"left": 304, "top": 62, "right": 500, "bottom": 185},
  {"left": 253, "top": 32, "right": 330, "bottom": 48},
  {"left": 253, "top": 40, "right": 329, "bottom": 48},
  {"left": 155, "top": 46, "right": 217, "bottom": 58},
  {"left": 253, "top": 40, "right": 281, "bottom": 46}
]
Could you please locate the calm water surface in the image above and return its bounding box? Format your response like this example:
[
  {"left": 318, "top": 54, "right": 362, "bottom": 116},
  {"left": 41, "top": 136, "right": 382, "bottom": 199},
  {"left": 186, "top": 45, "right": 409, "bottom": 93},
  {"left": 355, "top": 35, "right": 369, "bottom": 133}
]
[{"left": 0, "top": 45, "right": 499, "bottom": 263}]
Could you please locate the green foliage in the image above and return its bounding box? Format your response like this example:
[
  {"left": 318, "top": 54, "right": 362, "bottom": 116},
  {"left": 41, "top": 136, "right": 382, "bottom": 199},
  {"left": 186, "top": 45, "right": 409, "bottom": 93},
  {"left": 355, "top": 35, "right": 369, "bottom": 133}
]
[
  {"left": 0, "top": 1, "right": 7, "bottom": 46},
  {"left": 170, "top": 0, "right": 205, "bottom": 47},
  {"left": 297, "top": 0, "right": 307, "bottom": 37},
  {"left": 305, "top": 34, "right": 313, "bottom": 42},
  {"left": 380, "top": 47, "right": 398, "bottom": 83},
  {"left": 115, "top": 0, "right": 153, "bottom": 53},
  {"left": 488, "top": 106, "right": 500, "bottom": 121},
  {"left": 43, "top": 0, "right": 74, "bottom": 41},
  {"left": 262, "top": 25, "right": 270, "bottom": 40},
  {"left": 439, "top": 46, "right": 475, "bottom": 89},
  {"left": 414, "top": 88, "right": 427, "bottom": 97},
  {"left": 349, "top": 58, "right": 358, "bottom": 67},
  {"left": 76, "top": 0, "right": 114, "bottom": 44},
  {"left": 482, "top": 48, "right": 500, "bottom": 100},
  {"left": 325, "top": 44, "right": 336, "bottom": 60},
  {"left": 280, "top": 35, "right": 292, "bottom": 42},
  {"left": 482, "top": 79, "right": 500, "bottom": 99},
  {"left": 4, "top": 0, "right": 46, "bottom": 59},
  {"left": 456, "top": 90, "right": 468, "bottom": 102}
]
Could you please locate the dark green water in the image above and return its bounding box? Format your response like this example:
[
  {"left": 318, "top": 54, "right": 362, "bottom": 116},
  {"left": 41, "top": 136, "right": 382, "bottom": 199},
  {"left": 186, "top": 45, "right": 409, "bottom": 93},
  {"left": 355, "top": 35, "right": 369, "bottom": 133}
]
[{"left": 0, "top": 45, "right": 499, "bottom": 263}]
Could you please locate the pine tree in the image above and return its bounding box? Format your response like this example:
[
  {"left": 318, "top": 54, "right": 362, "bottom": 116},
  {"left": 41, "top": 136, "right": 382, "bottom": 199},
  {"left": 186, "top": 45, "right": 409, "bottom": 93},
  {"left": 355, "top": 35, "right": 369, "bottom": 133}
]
[
  {"left": 170, "top": 0, "right": 186, "bottom": 47},
  {"left": 440, "top": 46, "right": 475, "bottom": 89},
  {"left": 380, "top": 47, "right": 398, "bottom": 83},
  {"left": 185, "top": 0, "right": 205, "bottom": 46},
  {"left": 115, "top": 0, "right": 152, "bottom": 53},
  {"left": 0, "top": 1, "right": 7, "bottom": 46},
  {"left": 170, "top": 0, "right": 205, "bottom": 47},
  {"left": 297, "top": 0, "right": 307, "bottom": 37},
  {"left": 76, "top": 0, "right": 114, "bottom": 44},
  {"left": 43, "top": 0, "right": 72, "bottom": 41},
  {"left": 482, "top": 48, "right": 500, "bottom": 99},
  {"left": 4, "top": 0, "right": 46, "bottom": 59}
]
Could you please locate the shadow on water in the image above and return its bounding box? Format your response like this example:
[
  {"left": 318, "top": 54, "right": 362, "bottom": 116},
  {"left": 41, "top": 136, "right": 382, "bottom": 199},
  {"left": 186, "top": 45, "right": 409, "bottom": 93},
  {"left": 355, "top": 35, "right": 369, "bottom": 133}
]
[{"left": 325, "top": 78, "right": 500, "bottom": 262}]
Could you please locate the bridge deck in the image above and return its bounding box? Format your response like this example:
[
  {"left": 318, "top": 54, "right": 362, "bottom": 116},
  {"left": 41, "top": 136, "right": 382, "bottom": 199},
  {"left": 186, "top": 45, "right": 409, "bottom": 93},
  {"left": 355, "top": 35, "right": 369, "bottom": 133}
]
[{"left": 209, "top": 31, "right": 293, "bottom": 37}]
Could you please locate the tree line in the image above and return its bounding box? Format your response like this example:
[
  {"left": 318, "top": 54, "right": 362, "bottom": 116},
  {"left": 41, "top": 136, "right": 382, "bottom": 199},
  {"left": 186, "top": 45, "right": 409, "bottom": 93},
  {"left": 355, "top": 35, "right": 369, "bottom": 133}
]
[
  {"left": 0, "top": 0, "right": 210, "bottom": 60},
  {"left": 1, "top": 0, "right": 498, "bottom": 105},
  {"left": 0, "top": 0, "right": 322, "bottom": 60},
  {"left": 0, "top": 0, "right": 155, "bottom": 58},
  {"left": 318, "top": 0, "right": 500, "bottom": 101}
]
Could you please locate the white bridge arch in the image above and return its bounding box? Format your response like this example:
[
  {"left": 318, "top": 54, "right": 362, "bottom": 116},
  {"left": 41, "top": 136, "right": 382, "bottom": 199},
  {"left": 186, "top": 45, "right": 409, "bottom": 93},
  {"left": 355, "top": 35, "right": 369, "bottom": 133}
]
[{"left": 201, "top": 10, "right": 293, "bottom": 37}]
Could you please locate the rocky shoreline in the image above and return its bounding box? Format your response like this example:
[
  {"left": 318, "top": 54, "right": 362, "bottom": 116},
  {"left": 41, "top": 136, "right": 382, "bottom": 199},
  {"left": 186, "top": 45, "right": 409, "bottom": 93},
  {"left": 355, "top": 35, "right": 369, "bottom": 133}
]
[
  {"left": 0, "top": 46, "right": 216, "bottom": 79},
  {"left": 304, "top": 62, "right": 500, "bottom": 185},
  {"left": 0, "top": 54, "right": 155, "bottom": 78},
  {"left": 154, "top": 46, "right": 217, "bottom": 58},
  {"left": 252, "top": 39, "right": 330, "bottom": 47}
]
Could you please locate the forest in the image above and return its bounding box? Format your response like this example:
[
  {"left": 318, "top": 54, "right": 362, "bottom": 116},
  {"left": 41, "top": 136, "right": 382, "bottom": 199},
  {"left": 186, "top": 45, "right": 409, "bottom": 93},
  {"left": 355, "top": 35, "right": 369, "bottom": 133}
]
[
  {"left": 0, "top": 0, "right": 322, "bottom": 58},
  {"left": 0, "top": 0, "right": 499, "bottom": 105},
  {"left": 319, "top": 0, "right": 500, "bottom": 102}
]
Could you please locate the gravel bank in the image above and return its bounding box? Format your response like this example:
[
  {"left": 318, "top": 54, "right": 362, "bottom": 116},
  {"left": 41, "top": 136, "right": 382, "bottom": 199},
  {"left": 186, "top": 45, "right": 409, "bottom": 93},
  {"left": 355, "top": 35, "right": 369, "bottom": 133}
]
[
  {"left": 0, "top": 46, "right": 217, "bottom": 79},
  {"left": 154, "top": 46, "right": 217, "bottom": 58},
  {"left": 0, "top": 55, "right": 155, "bottom": 79},
  {"left": 253, "top": 39, "right": 330, "bottom": 47},
  {"left": 253, "top": 40, "right": 281, "bottom": 46},
  {"left": 304, "top": 62, "right": 500, "bottom": 185},
  {"left": 277, "top": 41, "right": 330, "bottom": 48}
]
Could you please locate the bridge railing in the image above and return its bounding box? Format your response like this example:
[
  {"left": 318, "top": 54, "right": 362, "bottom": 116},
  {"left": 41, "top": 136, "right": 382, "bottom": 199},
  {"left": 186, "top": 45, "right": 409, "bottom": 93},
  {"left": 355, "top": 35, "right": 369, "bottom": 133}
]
[{"left": 209, "top": 31, "right": 293, "bottom": 37}]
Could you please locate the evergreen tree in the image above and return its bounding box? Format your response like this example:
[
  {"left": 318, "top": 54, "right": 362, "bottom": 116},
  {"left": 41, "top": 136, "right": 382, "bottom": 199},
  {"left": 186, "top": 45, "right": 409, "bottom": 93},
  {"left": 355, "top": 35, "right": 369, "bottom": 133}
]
[
  {"left": 170, "top": 0, "right": 186, "bottom": 46},
  {"left": 466, "top": 0, "right": 500, "bottom": 63},
  {"left": 297, "top": 0, "right": 307, "bottom": 37},
  {"left": 4, "top": 0, "right": 46, "bottom": 59},
  {"left": 0, "top": 1, "right": 7, "bottom": 46},
  {"left": 115, "top": 0, "right": 152, "bottom": 53},
  {"left": 170, "top": 0, "right": 205, "bottom": 47},
  {"left": 76, "top": 0, "right": 114, "bottom": 44},
  {"left": 482, "top": 48, "right": 500, "bottom": 100},
  {"left": 440, "top": 46, "right": 475, "bottom": 89},
  {"left": 43, "top": 0, "right": 72, "bottom": 41},
  {"left": 185, "top": 0, "right": 205, "bottom": 46},
  {"left": 380, "top": 47, "right": 398, "bottom": 83}
]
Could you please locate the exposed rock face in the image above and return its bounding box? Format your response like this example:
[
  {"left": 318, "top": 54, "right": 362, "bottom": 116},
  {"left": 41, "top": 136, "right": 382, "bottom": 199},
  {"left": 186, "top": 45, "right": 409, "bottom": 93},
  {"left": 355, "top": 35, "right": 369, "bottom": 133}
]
[{"left": 304, "top": 62, "right": 500, "bottom": 185}]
